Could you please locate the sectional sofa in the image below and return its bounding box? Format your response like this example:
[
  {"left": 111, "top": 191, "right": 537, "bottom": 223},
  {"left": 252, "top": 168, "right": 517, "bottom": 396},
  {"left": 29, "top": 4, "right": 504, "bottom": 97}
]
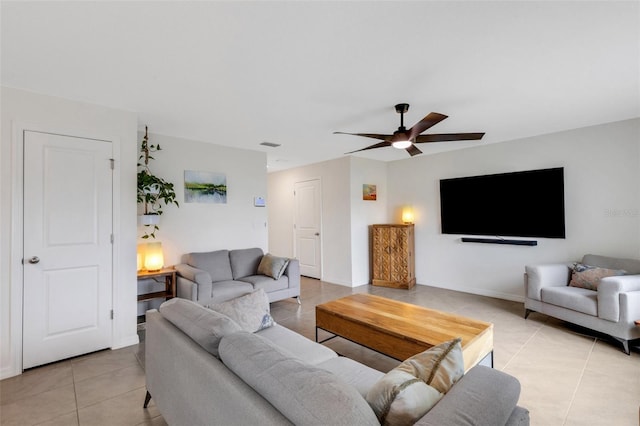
[{"left": 144, "top": 296, "right": 530, "bottom": 425}]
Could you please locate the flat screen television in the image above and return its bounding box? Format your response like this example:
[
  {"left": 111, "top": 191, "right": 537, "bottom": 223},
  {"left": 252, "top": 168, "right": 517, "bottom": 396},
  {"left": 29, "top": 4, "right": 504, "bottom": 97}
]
[{"left": 439, "top": 167, "right": 565, "bottom": 239}]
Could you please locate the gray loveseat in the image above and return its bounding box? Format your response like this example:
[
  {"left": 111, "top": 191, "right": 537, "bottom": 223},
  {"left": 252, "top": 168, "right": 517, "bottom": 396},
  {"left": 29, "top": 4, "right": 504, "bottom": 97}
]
[
  {"left": 525, "top": 254, "right": 640, "bottom": 354},
  {"left": 175, "top": 248, "right": 300, "bottom": 305},
  {"left": 144, "top": 299, "right": 529, "bottom": 425}
]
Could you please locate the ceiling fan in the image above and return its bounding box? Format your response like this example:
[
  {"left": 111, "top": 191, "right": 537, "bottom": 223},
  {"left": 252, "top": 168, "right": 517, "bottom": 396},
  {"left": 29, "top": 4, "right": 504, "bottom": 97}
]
[{"left": 334, "top": 103, "right": 485, "bottom": 157}]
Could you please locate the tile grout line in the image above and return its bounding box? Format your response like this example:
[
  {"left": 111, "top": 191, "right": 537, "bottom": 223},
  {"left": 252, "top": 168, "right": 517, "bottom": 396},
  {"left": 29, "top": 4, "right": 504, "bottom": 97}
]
[
  {"left": 71, "top": 362, "right": 81, "bottom": 425},
  {"left": 561, "top": 337, "right": 596, "bottom": 426},
  {"left": 500, "top": 321, "right": 544, "bottom": 371}
]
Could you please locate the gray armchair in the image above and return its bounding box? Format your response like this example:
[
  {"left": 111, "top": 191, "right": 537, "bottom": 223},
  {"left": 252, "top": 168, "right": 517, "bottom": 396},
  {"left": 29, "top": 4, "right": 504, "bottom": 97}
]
[{"left": 524, "top": 254, "right": 640, "bottom": 354}]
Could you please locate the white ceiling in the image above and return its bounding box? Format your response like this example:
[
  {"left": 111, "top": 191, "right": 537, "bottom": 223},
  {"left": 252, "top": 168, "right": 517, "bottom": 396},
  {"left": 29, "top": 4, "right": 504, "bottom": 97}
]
[{"left": 2, "top": 1, "right": 639, "bottom": 171}]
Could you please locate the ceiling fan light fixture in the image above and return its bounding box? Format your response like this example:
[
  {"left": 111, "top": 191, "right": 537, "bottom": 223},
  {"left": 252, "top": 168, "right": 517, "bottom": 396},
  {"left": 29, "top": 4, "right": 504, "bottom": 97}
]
[{"left": 391, "top": 140, "right": 412, "bottom": 149}]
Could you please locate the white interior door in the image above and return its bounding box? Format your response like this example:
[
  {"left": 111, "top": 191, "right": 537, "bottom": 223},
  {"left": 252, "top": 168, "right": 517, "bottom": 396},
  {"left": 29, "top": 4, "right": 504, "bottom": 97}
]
[
  {"left": 23, "top": 131, "right": 113, "bottom": 369},
  {"left": 294, "top": 179, "right": 322, "bottom": 278}
]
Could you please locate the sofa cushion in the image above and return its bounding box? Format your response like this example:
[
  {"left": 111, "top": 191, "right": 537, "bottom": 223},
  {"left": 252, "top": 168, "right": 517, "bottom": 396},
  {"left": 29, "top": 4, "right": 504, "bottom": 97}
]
[
  {"left": 229, "top": 248, "right": 264, "bottom": 279},
  {"left": 257, "top": 253, "right": 290, "bottom": 280},
  {"left": 366, "top": 338, "right": 464, "bottom": 426},
  {"left": 569, "top": 263, "right": 626, "bottom": 290},
  {"left": 219, "top": 331, "right": 379, "bottom": 426},
  {"left": 208, "top": 289, "right": 274, "bottom": 332},
  {"left": 414, "top": 366, "right": 523, "bottom": 426},
  {"left": 239, "top": 275, "right": 289, "bottom": 293},
  {"left": 210, "top": 280, "right": 254, "bottom": 303},
  {"left": 316, "top": 356, "right": 385, "bottom": 398},
  {"left": 158, "top": 298, "right": 241, "bottom": 357},
  {"left": 582, "top": 254, "right": 640, "bottom": 275},
  {"left": 541, "top": 286, "right": 598, "bottom": 316},
  {"left": 186, "top": 250, "right": 233, "bottom": 282},
  {"left": 256, "top": 324, "right": 338, "bottom": 365}
]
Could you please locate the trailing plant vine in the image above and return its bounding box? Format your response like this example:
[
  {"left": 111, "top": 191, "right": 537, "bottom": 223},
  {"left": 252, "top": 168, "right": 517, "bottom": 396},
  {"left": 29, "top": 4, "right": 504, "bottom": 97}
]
[{"left": 137, "top": 126, "right": 179, "bottom": 239}]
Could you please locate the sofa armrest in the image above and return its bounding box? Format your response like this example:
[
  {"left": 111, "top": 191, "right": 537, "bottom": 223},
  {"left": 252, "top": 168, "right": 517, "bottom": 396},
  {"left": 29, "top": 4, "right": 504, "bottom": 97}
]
[
  {"left": 597, "top": 275, "right": 640, "bottom": 322},
  {"left": 175, "top": 263, "right": 212, "bottom": 286},
  {"left": 415, "top": 366, "right": 528, "bottom": 426},
  {"left": 175, "top": 264, "right": 213, "bottom": 303},
  {"left": 524, "top": 263, "right": 572, "bottom": 301},
  {"left": 283, "top": 258, "right": 300, "bottom": 291},
  {"left": 620, "top": 291, "right": 640, "bottom": 325}
]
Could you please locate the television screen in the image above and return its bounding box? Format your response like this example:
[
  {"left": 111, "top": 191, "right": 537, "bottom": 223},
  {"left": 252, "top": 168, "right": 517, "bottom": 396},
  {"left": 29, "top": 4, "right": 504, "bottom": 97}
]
[{"left": 439, "top": 167, "right": 565, "bottom": 239}]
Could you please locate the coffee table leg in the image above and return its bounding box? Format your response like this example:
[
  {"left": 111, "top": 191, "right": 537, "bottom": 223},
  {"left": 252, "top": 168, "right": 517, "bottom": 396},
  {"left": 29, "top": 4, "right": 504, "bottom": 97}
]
[
  {"left": 315, "top": 326, "right": 338, "bottom": 345},
  {"left": 478, "top": 351, "right": 494, "bottom": 369}
]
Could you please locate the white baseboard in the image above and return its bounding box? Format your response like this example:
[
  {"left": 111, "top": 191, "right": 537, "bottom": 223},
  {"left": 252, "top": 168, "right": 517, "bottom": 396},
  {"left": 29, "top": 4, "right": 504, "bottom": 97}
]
[
  {"left": 112, "top": 333, "right": 140, "bottom": 350},
  {"left": 0, "top": 365, "right": 20, "bottom": 380},
  {"left": 417, "top": 282, "right": 525, "bottom": 303}
]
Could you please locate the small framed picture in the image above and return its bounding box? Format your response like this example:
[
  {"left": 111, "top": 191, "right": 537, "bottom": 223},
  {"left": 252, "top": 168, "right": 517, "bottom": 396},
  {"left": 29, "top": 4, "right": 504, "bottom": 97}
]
[{"left": 363, "top": 184, "right": 377, "bottom": 201}]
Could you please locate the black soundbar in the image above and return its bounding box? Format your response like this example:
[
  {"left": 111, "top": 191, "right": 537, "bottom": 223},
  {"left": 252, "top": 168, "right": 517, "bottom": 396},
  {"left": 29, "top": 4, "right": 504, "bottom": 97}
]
[{"left": 461, "top": 237, "right": 537, "bottom": 246}]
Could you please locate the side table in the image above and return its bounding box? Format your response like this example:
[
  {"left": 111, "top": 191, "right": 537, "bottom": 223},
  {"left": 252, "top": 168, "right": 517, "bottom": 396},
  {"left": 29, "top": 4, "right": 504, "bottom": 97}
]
[{"left": 137, "top": 267, "right": 177, "bottom": 322}]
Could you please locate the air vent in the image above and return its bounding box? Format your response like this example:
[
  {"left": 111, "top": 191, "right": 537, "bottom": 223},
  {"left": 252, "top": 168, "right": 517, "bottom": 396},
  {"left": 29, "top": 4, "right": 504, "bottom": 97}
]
[{"left": 260, "top": 142, "right": 281, "bottom": 148}]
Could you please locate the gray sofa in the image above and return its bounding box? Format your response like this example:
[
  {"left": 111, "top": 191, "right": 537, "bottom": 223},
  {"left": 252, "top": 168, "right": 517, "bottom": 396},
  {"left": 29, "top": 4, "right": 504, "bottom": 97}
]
[
  {"left": 175, "top": 248, "right": 300, "bottom": 305},
  {"left": 525, "top": 254, "right": 640, "bottom": 354},
  {"left": 144, "top": 300, "right": 530, "bottom": 425}
]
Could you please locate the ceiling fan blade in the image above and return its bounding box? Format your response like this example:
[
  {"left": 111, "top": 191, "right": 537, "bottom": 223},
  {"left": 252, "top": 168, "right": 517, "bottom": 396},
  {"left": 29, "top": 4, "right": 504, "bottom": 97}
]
[
  {"left": 414, "top": 132, "right": 485, "bottom": 143},
  {"left": 407, "top": 112, "right": 448, "bottom": 140},
  {"left": 345, "top": 141, "right": 391, "bottom": 154},
  {"left": 333, "top": 132, "right": 392, "bottom": 142},
  {"left": 406, "top": 144, "right": 422, "bottom": 156}
]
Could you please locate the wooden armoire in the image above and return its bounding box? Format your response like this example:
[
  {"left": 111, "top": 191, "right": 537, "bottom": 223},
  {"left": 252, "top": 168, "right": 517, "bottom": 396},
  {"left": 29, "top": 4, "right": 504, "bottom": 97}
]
[{"left": 371, "top": 224, "right": 415, "bottom": 289}]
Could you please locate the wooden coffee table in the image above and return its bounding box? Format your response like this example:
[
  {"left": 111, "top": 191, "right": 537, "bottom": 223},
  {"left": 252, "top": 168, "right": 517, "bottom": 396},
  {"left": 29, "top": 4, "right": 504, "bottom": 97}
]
[{"left": 316, "top": 294, "right": 493, "bottom": 372}]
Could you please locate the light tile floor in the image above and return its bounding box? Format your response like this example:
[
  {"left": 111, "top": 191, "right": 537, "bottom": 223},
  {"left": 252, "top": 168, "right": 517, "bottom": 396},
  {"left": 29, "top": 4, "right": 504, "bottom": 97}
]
[{"left": 2, "top": 277, "right": 638, "bottom": 425}]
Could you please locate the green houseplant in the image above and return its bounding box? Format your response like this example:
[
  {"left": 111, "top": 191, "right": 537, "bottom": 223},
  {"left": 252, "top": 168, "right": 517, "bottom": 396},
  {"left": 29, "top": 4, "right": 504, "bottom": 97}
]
[{"left": 137, "top": 126, "right": 179, "bottom": 239}]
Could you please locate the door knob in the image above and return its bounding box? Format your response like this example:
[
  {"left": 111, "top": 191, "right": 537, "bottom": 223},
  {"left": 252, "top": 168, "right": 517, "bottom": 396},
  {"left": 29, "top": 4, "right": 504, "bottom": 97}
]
[
  {"left": 28, "top": 256, "right": 40, "bottom": 264},
  {"left": 315, "top": 232, "right": 320, "bottom": 236}
]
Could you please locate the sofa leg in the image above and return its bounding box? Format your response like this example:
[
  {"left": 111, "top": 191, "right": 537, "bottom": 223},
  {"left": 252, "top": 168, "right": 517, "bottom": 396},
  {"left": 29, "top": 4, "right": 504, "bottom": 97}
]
[
  {"left": 143, "top": 390, "right": 152, "bottom": 408},
  {"left": 611, "top": 337, "right": 631, "bottom": 355},
  {"left": 296, "top": 296, "right": 301, "bottom": 305},
  {"left": 622, "top": 340, "right": 630, "bottom": 356},
  {"left": 524, "top": 309, "right": 533, "bottom": 319}
]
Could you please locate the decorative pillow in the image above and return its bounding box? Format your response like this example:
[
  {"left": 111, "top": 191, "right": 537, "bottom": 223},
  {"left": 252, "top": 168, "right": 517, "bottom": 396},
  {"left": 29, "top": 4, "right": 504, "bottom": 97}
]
[
  {"left": 366, "top": 338, "right": 464, "bottom": 426},
  {"left": 569, "top": 263, "right": 626, "bottom": 291},
  {"left": 158, "top": 298, "right": 242, "bottom": 357},
  {"left": 207, "top": 288, "right": 275, "bottom": 332},
  {"left": 257, "top": 253, "right": 290, "bottom": 280}
]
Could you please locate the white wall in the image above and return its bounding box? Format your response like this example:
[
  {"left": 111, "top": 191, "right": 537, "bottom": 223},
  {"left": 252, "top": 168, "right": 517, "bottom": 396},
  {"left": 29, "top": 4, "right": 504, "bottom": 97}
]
[
  {"left": 268, "top": 156, "right": 354, "bottom": 286},
  {"left": 387, "top": 118, "right": 640, "bottom": 301},
  {"left": 349, "top": 157, "right": 388, "bottom": 285},
  {"left": 1, "top": 87, "right": 139, "bottom": 379},
  {"left": 136, "top": 132, "right": 268, "bottom": 265}
]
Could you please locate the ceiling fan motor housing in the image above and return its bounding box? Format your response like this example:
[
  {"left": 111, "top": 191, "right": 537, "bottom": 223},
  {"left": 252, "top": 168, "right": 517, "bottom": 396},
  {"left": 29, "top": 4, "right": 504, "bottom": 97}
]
[{"left": 395, "top": 103, "right": 410, "bottom": 114}]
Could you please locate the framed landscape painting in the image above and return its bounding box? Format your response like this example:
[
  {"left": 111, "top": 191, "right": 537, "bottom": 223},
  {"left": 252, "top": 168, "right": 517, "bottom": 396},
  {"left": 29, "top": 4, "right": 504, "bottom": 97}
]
[{"left": 184, "top": 170, "right": 227, "bottom": 203}]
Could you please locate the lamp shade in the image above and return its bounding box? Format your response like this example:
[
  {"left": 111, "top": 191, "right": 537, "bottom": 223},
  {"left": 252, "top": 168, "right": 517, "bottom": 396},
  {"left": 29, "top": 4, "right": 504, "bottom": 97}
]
[
  {"left": 143, "top": 242, "right": 164, "bottom": 272},
  {"left": 402, "top": 206, "right": 414, "bottom": 224}
]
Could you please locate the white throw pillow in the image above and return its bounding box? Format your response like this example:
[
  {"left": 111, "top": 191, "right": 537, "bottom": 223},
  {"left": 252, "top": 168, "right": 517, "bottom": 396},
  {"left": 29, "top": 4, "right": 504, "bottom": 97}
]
[
  {"left": 207, "top": 288, "right": 275, "bottom": 332},
  {"left": 366, "top": 338, "right": 464, "bottom": 426}
]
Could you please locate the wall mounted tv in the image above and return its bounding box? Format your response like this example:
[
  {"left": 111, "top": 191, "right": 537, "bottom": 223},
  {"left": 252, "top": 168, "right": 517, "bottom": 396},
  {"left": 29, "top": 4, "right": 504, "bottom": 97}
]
[{"left": 439, "top": 167, "right": 565, "bottom": 239}]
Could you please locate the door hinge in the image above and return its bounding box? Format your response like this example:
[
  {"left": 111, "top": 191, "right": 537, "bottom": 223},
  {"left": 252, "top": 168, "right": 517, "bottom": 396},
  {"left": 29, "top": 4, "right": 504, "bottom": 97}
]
[
  {"left": 110, "top": 234, "right": 114, "bottom": 244},
  {"left": 109, "top": 158, "right": 115, "bottom": 170},
  {"left": 110, "top": 310, "right": 114, "bottom": 320}
]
